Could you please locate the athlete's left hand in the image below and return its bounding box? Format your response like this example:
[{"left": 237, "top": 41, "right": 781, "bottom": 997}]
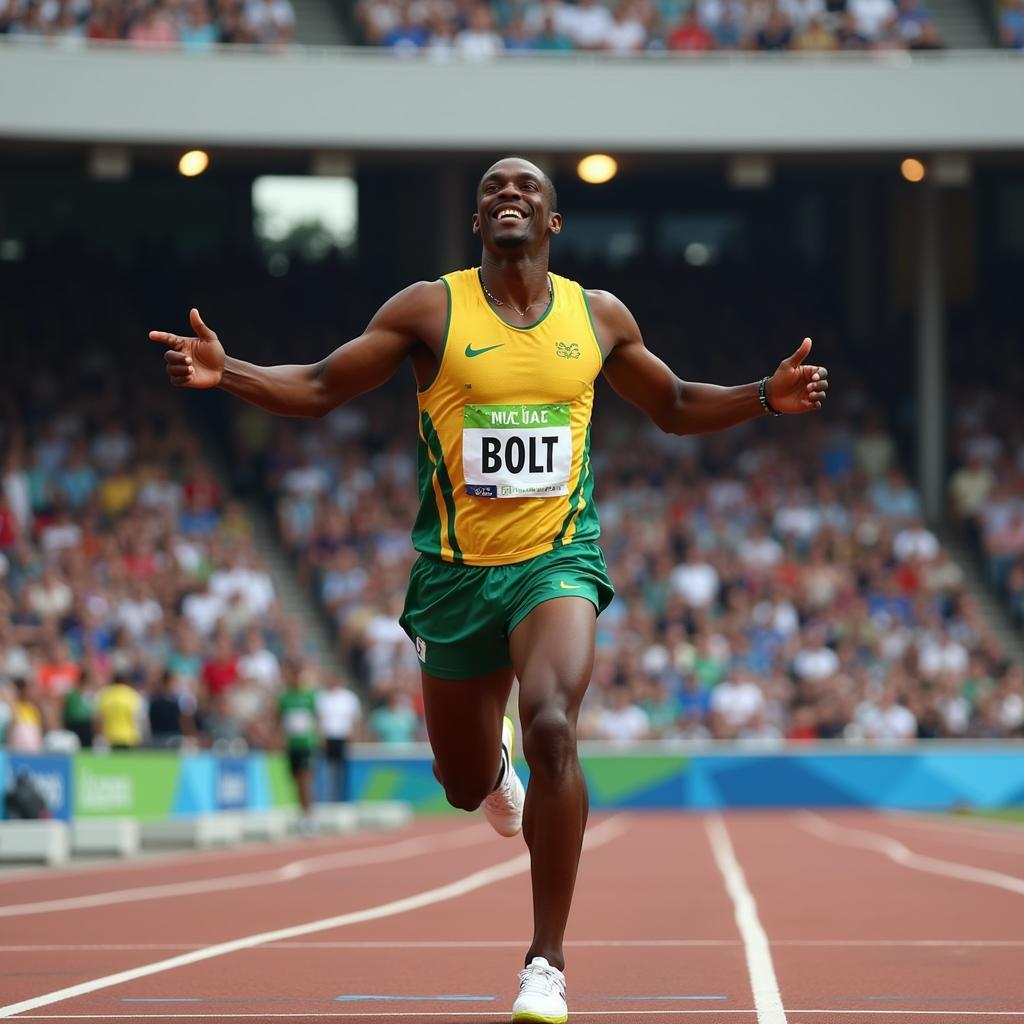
[{"left": 766, "top": 338, "right": 829, "bottom": 414}]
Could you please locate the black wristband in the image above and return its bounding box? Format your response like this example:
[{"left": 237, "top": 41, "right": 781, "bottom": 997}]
[{"left": 759, "top": 376, "right": 783, "bottom": 417}]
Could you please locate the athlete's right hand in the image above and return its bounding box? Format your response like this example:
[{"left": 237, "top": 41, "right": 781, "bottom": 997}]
[{"left": 149, "top": 307, "right": 225, "bottom": 389}]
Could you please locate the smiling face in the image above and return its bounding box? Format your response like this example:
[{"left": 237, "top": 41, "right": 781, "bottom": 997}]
[{"left": 473, "top": 157, "right": 561, "bottom": 255}]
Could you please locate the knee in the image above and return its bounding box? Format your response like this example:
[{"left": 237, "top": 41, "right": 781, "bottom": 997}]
[
  {"left": 442, "top": 780, "right": 492, "bottom": 813},
  {"left": 522, "top": 706, "right": 578, "bottom": 782}
]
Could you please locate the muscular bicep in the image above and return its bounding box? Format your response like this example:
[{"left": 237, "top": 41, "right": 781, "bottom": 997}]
[
  {"left": 590, "top": 291, "right": 684, "bottom": 431},
  {"left": 313, "top": 280, "right": 445, "bottom": 411}
]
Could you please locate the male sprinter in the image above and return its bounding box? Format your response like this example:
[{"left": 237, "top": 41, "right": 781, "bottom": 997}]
[{"left": 150, "top": 157, "right": 829, "bottom": 1022}]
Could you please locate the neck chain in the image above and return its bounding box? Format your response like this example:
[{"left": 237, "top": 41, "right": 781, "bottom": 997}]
[{"left": 478, "top": 270, "right": 552, "bottom": 318}]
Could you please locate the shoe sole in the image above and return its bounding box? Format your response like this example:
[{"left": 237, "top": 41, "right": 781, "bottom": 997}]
[{"left": 511, "top": 1012, "right": 568, "bottom": 1024}]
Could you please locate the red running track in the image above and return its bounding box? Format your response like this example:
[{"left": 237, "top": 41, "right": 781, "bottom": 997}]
[{"left": 0, "top": 809, "right": 1022, "bottom": 1023}]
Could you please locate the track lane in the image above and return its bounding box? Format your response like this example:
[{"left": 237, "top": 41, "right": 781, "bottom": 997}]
[
  {"left": 0, "top": 820, "right": 473, "bottom": 905},
  {"left": 726, "top": 811, "right": 1024, "bottom": 1016},
  {"left": 1, "top": 814, "right": 757, "bottom": 1023}
]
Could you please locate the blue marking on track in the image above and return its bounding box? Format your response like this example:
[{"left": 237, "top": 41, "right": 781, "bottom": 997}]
[
  {"left": 122, "top": 998, "right": 205, "bottom": 1003},
  {"left": 336, "top": 995, "right": 497, "bottom": 1002},
  {"left": 589, "top": 995, "right": 729, "bottom": 1002}
]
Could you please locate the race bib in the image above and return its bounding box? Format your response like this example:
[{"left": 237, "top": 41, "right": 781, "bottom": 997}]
[
  {"left": 463, "top": 403, "right": 572, "bottom": 499},
  {"left": 283, "top": 708, "right": 315, "bottom": 736}
]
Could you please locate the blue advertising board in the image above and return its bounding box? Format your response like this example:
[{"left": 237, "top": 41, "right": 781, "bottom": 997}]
[{"left": 3, "top": 752, "right": 73, "bottom": 821}]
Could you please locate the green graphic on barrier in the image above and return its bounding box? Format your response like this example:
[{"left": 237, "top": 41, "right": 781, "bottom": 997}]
[
  {"left": 74, "top": 753, "right": 179, "bottom": 819},
  {"left": 267, "top": 754, "right": 299, "bottom": 807},
  {"left": 363, "top": 767, "right": 402, "bottom": 801},
  {"left": 583, "top": 756, "right": 687, "bottom": 805}
]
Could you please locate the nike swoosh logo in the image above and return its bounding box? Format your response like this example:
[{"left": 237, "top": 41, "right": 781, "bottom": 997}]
[
  {"left": 559, "top": 581, "right": 582, "bottom": 590},
  {"left": 465, "top": 343, "right": 504, "bottom": 358}
]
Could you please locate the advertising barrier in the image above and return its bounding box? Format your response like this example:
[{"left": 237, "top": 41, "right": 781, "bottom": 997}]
[{"left": 1, "top": 743, "right": 1022, "bottom": 820}]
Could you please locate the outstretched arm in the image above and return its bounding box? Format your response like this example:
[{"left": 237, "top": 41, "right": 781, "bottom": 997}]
[
  {"left": 590, "top": 290, "right": 829, "bottom": 435},
  {"left": 149, "top": 281, "right": 446, "bottom": 419}
]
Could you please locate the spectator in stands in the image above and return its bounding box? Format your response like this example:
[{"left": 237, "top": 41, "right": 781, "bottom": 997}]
[
  {"left": 563, "top": 0, "right": 615, "bottom": 47},
  {"left": 894, "top": 0, "right": 929, "bottom": 41},
  {"left": 455, "top": 3, "right": 505, "bottom": 56},
  {"left": 755, "top": 5, "right": 793, "bottom": 48},
  {"left": 606, "top": 0, "right": 647, "bottom": 50},
  {"left": 62, "top": 668, "right": 96, "bottom": 749},
  {"left": 179, "top": 0, "right": 220, "bottom": 49},
  {"left": 792, "top": 13, "right": 837, "bottom": 48},
  {"left": 317, "top": 673, "right": 363, "bottom": 801},
  {"left": 835, "top": 9, "right": 869, "bottom": 44},
  {"left": 96, "top": 670, "right": 145, "bottom": 749},
  {"left": 999, "top": 0, "right": 1024, "bottom": 48},
  {"left": 368, "top": 687, "right": 420, "bottom": 742},
  {"left": 278, "top": 660, "right": 319, "bottom": 833},
  {"left": 201, "top": 627, "right": 239, "bottom": 701},
  {"left": 383, "top": 2, "right": 428, "bottom": 49},
  {"left": 148, "top": 669, "right": 195, "bottom": 747},
  {"left": 848, "top": 0, "right": 896, "bottom": 39},
  {"left": 245, "top": 0, "right": 295, "bottom": 43},
  {"left": 590, "top": 681, "right": 651, "bottom": 744},
  {"left": 6, "top": 678, "right": 46, "bottom": 752},
  {"left": 667, "top": 7, "right": 714, "bottom": 48},
  {"left": 530, "top": 10, "right": 575, "bottom": 47},
  {"left": 780, "top": 0, "right": 823, "bottom": 29},
  {"left": 127, "top": 2, "right": 178, "bottom": 48}
]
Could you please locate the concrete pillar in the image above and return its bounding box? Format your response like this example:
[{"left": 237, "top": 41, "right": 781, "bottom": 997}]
[
  {"left": 915, "top": 181, "right": 945, "bottom": 525},
  {"left": 437, "top": 164, "right": 468, "bottom": 276}
]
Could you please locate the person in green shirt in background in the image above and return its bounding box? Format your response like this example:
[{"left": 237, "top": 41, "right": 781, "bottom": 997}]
[
  {"left": 277, "top": 661, "right": 319, "bottom": 836},
  {"left": 62, "top": 667, "right": 96, "bottom": 749}
]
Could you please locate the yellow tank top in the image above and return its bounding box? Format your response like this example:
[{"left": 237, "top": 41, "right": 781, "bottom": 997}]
[{"left": 412, "top": 268, "right": 604, "bottom": 566}]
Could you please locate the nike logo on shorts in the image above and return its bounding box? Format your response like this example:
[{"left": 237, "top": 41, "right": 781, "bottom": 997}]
[{"left": 559, "top": 581, "right": 582, "bottom": 590}]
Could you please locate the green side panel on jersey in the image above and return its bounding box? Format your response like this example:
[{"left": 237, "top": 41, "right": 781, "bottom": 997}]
[{"left": 554, "top": 424, "right": 598, "bottom": 547}]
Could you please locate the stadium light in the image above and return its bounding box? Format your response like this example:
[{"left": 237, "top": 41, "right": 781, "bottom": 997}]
[
  {"left": 577, "top": 154, "right": 618, "bottom": 185},
  {"left": 901, "top": 158, "right": 926, "bottom": 183},
  {"left": 179, "top": 150, "right": 210, "bottom": 178}
]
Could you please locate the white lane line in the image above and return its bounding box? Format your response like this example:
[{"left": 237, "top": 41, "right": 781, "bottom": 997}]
[
  {"left": 798, "top": 812, "right": 1024, "bottom": 896},
  {"left": 12, "top": 1011, "right": 1024, "bottom": 1019},
  {"left": 0, "top": 828, "right": 419, "bottom": 886},
  {"left": 5, "top": 937, "right": 1022, "bottom": 954},
  {"left": 880, "top": 815, "right": 1024, "bottom": 852},
  {"left": 704, "top": 815, "right": 787, "bottom": 1024},
  {"left": 0, "top": 816, "right": 627, "bottom": 1019},
  {"left": 893, "top": 812, "right": 1024, "bottom": 837},
  {"left": 0, "top": 940, "right": 742, "bottom": 952},
  {"left": 0, "top": 825, "right": 490, "bottom": 918}
]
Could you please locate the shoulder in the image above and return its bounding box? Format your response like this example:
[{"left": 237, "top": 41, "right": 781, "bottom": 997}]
[
  {"left": 582, "top": 289, "right": 643, "bottom": 352},
  {"left": 372, "top": 279, "right": 448, "bottom": 325}
]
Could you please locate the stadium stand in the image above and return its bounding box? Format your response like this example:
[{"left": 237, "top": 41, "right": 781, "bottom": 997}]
[
  {"left": 0, "top": 255, "right": 322, "bottom": 756},
  {"left": 948, "top": 322, "right": 1024, "bottom": 635},
  {"left": 2, "top": 249, "right": 1022, "bottom": 753},
  {"left": 0, "top": 0, "right": 295, "bottom": 46},
  {"left": 351, "top": 0, "right": 949, "bottom": 52}
]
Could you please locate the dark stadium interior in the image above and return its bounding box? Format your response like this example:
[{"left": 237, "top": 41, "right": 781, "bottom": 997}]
[{"left": 2, "top": 153, "right": 1023, "bottom": 753}]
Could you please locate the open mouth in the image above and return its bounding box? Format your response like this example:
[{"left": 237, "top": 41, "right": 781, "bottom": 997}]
[{"left": 493, "top": 206, "right": 529, "bottom": 223}]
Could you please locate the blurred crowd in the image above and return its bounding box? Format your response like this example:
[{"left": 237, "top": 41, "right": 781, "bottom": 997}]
[
  {"left": 948, "top": 325, "right": 1024, "bottom": 632},
  {"left": 2, "top": 249, "right": 1022, "bottom": 758},
  {"left": 353, "top": 0, "right": 946, "bottom": 54},
  {"left": 1002, "top": 0, "right": 1024, "bottom": 48},
  {"left": 0, "top": 0, "right": 295, "bottom": 47},
  {"left": 254, "top": 386, "right": 1022, "bottom": 747},
  {"left": 0, "top": 274, "right": 373, "bottom": 757}
]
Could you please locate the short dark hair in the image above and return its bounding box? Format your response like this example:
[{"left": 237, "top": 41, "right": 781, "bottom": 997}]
[{"left": 480, "top": 156, "right": 558, "bottom": 212}]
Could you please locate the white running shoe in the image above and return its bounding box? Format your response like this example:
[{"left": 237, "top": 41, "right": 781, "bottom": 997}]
[
  {"left": 482, "top": 716, "right": 525, "bottom": 837},
  {"left": 512, "top": 956, "right": 568, "bottom": 1024}
]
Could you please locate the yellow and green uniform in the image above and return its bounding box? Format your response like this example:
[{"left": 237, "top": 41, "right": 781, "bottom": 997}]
[{"left": 401, "top": 268, "right": 614, "bottom": 679}]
